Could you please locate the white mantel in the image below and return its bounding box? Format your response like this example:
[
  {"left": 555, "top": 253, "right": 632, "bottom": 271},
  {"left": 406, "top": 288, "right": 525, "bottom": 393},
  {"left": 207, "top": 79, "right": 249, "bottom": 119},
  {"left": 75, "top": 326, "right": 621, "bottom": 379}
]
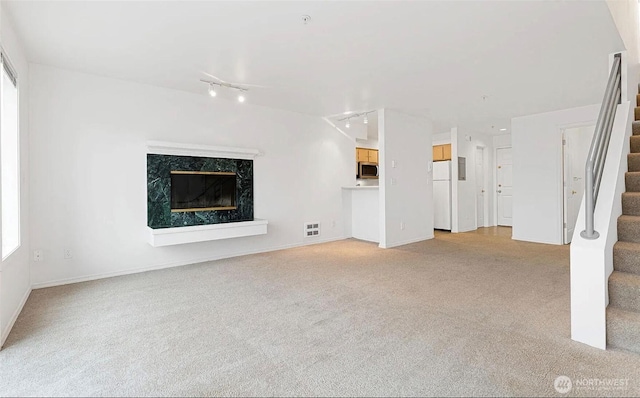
[
  {"left": 146, "top": 141, "right": 267, "bottom": 246},
  {"left": 147, "top": 219, "right": 268, "bottom": 247},
  {"left": 147, "top": 140, "right": 261, "bottom": 159}
]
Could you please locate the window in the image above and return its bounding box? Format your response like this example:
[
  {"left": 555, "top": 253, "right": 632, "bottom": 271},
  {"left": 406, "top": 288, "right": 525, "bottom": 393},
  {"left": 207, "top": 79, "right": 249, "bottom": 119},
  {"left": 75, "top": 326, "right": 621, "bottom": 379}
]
[{"left": 1, "top": 50, "right": 20, "bottom": 259}]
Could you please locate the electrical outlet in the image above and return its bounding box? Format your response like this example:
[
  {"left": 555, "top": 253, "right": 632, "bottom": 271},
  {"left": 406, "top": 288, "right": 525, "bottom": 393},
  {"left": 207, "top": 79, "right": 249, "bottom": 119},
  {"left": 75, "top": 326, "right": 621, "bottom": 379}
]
[
  {"left": 33, "top": 249, "right": 43, "bottom": 262},
  {"left": 391, "top": 177, "right": 397, "bottom": 185},
  {"left": 331, "top": 220, "right": 336, "bottom": 228},
  {"left": 400, "top": 221, "right": 405, "bottom": 230},
  {"left": 64, "top": 248, "right": 72, "bottom": 259}
]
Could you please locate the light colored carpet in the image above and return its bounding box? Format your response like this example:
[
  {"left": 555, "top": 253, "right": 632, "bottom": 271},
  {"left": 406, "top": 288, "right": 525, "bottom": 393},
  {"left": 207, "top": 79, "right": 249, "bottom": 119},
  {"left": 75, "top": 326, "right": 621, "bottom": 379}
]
[{"left": 2, "top": 228, "right": 640, "bottom": 397}]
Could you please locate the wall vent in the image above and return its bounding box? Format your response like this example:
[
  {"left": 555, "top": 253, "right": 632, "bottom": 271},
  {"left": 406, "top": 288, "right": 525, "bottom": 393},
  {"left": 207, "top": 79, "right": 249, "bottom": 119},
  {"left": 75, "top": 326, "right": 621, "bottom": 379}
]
[{"left": 304, "top": 222, "right": 320, "bottom": 237}]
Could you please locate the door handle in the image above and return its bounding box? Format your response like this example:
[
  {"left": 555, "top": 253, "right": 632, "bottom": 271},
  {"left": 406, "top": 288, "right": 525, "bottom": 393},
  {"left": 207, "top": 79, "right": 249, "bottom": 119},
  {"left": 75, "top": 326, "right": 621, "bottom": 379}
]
[
  {"left": 497, "top": 190, "right": 502, "bottom": 193},
  {"left": 572, "top": 190, "right": 577, "bottom": 195}
]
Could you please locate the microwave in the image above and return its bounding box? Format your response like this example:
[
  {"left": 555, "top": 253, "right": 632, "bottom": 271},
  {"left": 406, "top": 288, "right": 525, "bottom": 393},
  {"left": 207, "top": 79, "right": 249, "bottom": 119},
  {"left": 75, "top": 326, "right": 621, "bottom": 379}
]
[{"left": 358, "top": 162, "right": 379, "bottom": 179}]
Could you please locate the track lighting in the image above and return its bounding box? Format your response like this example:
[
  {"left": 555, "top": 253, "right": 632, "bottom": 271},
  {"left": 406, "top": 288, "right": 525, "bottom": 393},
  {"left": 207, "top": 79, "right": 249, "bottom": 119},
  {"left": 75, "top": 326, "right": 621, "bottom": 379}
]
[
  {"left": 337, "top": 110, "right": 374, "bottom": 128},
  {"left": 200, "top": 79, "right": 248, "bottom": 104}
]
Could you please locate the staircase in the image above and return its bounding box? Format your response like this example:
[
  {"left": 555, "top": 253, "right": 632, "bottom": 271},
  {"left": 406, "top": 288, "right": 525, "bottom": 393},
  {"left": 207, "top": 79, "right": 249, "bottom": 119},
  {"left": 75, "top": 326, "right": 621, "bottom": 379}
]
[{"left": 607, "top": 85, "right": 640, "bottom": 353}]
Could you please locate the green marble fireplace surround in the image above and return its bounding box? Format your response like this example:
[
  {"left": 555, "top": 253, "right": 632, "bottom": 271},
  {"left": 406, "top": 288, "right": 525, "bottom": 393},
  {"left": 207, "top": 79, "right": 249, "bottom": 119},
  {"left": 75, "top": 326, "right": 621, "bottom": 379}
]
[{"left": 147, "top": 154, "right": 254, "bottom": 229}]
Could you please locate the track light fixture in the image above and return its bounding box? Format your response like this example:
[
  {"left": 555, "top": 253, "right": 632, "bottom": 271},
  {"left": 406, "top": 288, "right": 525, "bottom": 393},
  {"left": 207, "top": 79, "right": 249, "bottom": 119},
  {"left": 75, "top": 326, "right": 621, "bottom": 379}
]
[
  {"left": 338, "top": 110, "right": 375, "bottom": 128},
  {"left": 200, "top": 79, "right": 248, "bottom": 103},
  {"left": 208, "top": 84, "right": 217, "bottom": 97}
]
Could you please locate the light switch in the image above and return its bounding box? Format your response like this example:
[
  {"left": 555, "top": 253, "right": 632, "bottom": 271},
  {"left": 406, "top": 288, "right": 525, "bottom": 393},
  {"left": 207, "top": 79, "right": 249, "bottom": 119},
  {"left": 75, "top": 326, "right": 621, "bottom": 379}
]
[{"left": 392, "top": 160, "right": 396, "bottom": 168}]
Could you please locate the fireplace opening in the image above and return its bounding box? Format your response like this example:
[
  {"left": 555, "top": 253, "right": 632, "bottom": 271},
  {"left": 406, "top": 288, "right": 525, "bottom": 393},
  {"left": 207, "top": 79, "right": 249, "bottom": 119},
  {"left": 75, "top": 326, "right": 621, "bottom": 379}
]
[{"left": 170, "top": 171, "right": 237, "bottom": 212}]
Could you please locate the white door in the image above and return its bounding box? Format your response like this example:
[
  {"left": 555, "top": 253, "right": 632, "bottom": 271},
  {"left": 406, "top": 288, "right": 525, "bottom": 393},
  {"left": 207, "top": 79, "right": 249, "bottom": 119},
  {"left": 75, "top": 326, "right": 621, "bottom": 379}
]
[
  {"left": 496, "top": 147, "right": 513, "bottom": 226},
  {"left": 476, "top": 147, "right": 485, "bottom": 228},
  {"left": 563, "top": 125, "right": 595, "bottom": 243}
]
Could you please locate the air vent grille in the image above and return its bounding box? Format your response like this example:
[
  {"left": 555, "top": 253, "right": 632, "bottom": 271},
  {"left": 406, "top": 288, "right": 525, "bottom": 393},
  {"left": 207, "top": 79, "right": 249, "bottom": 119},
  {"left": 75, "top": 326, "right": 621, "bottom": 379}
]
[{"left": 304, "top": 222, "right": 320, "bottom": 237}]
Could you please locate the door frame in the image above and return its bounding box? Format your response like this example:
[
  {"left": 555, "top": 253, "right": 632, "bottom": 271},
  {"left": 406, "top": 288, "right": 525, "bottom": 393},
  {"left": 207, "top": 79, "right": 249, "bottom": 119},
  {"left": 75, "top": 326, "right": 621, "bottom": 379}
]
[
  {"left": 475, "top": 145, "right": 488, "bottom": 228},
  {"left": 560, "top": 121, "right": 596, "bottom": 244},
  {"left": 493, "top": 145, "right": 511, "bottom": 227}
]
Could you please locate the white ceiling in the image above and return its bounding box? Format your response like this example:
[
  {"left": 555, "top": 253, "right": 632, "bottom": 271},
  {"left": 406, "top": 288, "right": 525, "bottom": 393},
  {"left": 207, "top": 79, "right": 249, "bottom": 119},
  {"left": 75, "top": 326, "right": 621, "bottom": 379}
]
[{"left": 5, "top": 1, "right": 624, "bottom": 134}]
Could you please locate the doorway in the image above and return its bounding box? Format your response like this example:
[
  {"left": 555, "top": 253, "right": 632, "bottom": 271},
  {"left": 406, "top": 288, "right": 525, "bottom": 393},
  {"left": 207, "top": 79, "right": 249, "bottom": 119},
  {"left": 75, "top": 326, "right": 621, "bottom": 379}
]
[
  {"left": 475, "top": 146, "right": 486, "bottom": 228},
  {"left": 562, "top": 125, "right": 595, "bottom": 244},
  {"left": 496, "top": 147, "right": 513, "bottom": 227}
]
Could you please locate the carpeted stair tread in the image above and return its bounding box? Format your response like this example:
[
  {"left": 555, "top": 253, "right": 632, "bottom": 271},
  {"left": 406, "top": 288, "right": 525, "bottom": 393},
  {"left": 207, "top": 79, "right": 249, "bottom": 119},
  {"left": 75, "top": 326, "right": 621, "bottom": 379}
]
[
  {"left": 637, "top": 94, "right": 640, "bottom": 107},
  {"left": 609, "top": 271, "right": 640, "bottom": 312},
  {"left": 618, "top": 215, "right": 640, "bottom": 243},
  {"left": 632, "top": 136, "right": 640, "bottom": 153},
  {"left": 628, "top": 154, "right": 640, "bottom": 172},
  {"left": 607, "top": 306, "right": 640, "bottom": 353},
  {"left": 634, "top": 121, "right": 640, "bottom": 136},
  {"left": 636, "top": 107, "right": 640, "bottom": 121},
  {"left": 625, "top": 172, "right": 640, "bottom": 192},
  {"left": 622, "top": 192, "right": 640, "bottom": 216},
  {"left": 614, "top": 241, "right": 640, "bottom": 275}
]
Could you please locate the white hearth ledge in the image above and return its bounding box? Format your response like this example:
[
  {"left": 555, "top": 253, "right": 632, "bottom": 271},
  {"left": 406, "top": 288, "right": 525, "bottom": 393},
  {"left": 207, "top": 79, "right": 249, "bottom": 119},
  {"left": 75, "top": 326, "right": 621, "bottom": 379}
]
[
  {"left": 147, "top": 141, "right": 261, "bottom": 160},
  {"left": 148, "top": 219, "right": 268, "bottom": 247}
]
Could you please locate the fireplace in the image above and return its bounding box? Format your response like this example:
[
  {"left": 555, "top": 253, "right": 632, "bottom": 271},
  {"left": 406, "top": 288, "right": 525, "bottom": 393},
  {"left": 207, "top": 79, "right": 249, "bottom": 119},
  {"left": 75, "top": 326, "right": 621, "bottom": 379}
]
[
  {"left": 170, "top": 171, "right": 237, "bottom": 212},
  {"left": 147, "top": 153, "right": 254, "bottom": 229}
]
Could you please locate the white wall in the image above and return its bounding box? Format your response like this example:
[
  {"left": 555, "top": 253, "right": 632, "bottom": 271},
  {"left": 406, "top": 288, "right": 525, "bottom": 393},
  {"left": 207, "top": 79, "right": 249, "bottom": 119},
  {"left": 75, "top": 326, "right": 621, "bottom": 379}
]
[
  {"left": 378, "top": 109, "right": 433, "bottom": 248},
  {"left": 28, "top": 64, "right": 353, "bottom": 287},
  {"left": 432, "top": 132, "right": 451, "bottom": 146},
  {"left": 349, "top": 188, "right": 379, "bottom": 243},
  {"left": 0, "top": 7, "right": 31, "bottom": 347},
  {"left": 606, "top": 0, "right": 640, "bottom": 104},
  {"left": 512, "top": 104, "right": 599, "bottom": 245},
  {"left": 453, "top": 131, "right": 494, "bottom": 232},
  {"left": 493, "top": 134, "right": 511, "bottom": 148}
]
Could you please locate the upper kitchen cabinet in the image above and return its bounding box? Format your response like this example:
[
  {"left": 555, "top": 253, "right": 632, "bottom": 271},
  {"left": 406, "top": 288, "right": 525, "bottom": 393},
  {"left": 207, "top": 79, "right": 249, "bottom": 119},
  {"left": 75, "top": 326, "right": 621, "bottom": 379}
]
[
  {"left": 356, "top": 147, "right": 379, "bottom": 164},
  {"left": 433, "top": 144, "right": 452, "bottom": 162}
]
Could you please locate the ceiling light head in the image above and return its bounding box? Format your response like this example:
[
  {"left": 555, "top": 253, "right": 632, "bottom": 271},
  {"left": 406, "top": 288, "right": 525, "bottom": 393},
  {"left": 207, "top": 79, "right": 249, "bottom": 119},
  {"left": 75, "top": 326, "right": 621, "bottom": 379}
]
[
  {"left": 345, "top": 120, "right": 350, "bottom": 128},
  {"left": 499, "top": 128, "right": 507, "bottom": 131},
  {"left": 363, "top": 115, "right": 368, "bottom": 124},
  {"left": 238, "top": 94, "right": 245, "bottom": 103},
  {"left": 208, "top": 84, "right": 217, "bottom": 97}
]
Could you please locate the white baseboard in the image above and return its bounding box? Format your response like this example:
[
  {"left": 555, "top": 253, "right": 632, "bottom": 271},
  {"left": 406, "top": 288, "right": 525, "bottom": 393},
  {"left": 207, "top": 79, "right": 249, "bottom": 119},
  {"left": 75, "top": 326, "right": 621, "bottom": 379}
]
[
  {"left": 511, "top": 233, "right": 562, "bottom": 245},
  {"left": 32, "top": 235, "right": 346, "bottom": 290},
  {"left": 1, "top": 287, "right": 31, "bottom": 349},
  {"left": 379, "top": 234, "right": 434, "bottom": 249}
]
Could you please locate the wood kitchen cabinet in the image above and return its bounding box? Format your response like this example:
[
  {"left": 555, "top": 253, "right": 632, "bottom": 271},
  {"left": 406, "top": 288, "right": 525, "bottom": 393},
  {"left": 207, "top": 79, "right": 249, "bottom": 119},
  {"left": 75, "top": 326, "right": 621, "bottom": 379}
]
[
  {"left": 432, "top": 144, "right": 452, "bottom": 162},
  {"left": 368, "top": 150, "right": 378, "bottom": 163},
  {"left": 356, "top": 147, "right": 379, "bottom": 163}
]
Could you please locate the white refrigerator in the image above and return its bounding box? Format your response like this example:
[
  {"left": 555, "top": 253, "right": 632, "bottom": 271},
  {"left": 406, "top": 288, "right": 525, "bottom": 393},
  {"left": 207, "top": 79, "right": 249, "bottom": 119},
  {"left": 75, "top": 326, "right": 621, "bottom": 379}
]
[{"left": 433, "top": 160, "right": 452, "bottom": 230}]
